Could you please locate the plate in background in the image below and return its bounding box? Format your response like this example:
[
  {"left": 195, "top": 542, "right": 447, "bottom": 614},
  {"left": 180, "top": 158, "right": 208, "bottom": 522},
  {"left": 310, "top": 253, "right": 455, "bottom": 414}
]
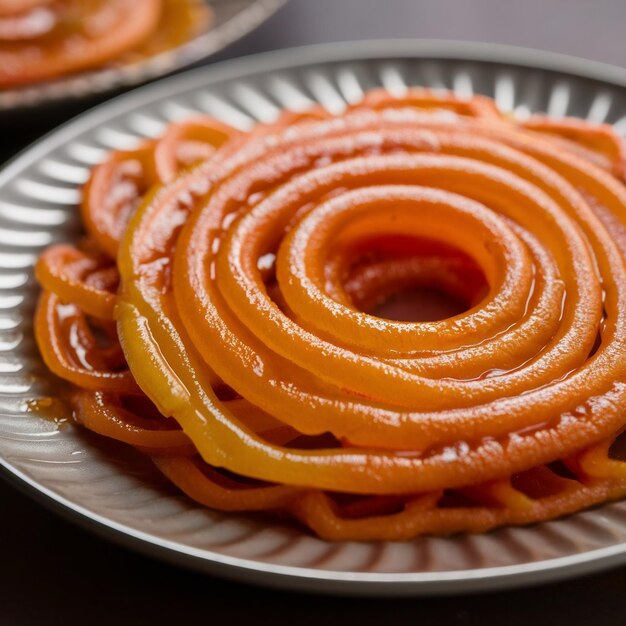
[
  {"left": 0, "top": 0, "right": 287, "bottom": 112},
  {"left": 0, "top": 40, "right": 625, "bottom": 595}
]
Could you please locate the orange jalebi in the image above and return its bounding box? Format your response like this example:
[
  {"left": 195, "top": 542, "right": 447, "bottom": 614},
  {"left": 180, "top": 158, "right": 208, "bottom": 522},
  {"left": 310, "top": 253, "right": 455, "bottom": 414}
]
[
  {"left": 0, "top": 0, "right": 211, "bottom": 88},
  {"left": 34, "top": 88, "right": 626, "bottom": 540}
]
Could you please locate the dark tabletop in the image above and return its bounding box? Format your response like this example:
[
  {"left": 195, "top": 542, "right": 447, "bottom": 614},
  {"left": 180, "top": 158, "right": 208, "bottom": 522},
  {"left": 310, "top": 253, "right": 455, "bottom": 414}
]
[{"left": 1, "top": 1, "right": 625, "bottom": 624}]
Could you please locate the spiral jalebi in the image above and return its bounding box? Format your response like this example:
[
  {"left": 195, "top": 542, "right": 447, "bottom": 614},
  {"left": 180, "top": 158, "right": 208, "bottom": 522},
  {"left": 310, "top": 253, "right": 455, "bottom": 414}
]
[
  {"left": 0, "top": 0, "right": 211, "bottom": 88},
  {"left": 34, "top": 88, "right": 626, "bottom": 540}
]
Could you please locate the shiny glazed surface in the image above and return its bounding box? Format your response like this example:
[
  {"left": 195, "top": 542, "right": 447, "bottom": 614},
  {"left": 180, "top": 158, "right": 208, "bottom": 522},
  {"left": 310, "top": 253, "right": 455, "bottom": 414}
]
[
  {"left": 34, "top": 87, "right": 626, "bottom": 541},
  {"left": 0, "top": 0, "right": 211, "bottom": 87}
]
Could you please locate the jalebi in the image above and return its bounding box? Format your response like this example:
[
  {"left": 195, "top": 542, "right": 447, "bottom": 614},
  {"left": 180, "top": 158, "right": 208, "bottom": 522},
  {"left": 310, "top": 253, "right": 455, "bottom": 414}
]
[{"left": 34, "top": 88, "right": 626, "bottom": 540}]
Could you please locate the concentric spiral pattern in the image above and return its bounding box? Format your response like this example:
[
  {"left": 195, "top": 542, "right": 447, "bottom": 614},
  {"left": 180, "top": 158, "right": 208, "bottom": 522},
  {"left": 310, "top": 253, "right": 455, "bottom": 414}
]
[
  {"left": 0, "top": 0, "right": 287, "bottom": 112},
  {"left": 0, "top": 0, "right": 211, "bottom": 88},
  {"left": 33, "top": 83, "right": 626, "bottom": 541}
]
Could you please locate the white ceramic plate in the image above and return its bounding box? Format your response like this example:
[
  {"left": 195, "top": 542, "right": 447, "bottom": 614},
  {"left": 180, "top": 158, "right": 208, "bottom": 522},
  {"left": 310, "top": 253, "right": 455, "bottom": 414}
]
[
  {"left": 0, "top": 0, "right": 287, "bottom": 112},
  {"left": 1, "top": 41, "right": 625, "bottom": 595}
]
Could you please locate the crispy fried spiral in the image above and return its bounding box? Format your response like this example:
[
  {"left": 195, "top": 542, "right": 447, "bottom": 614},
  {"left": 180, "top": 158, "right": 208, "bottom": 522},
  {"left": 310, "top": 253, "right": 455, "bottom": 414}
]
[
  {"left": 0, "top": 0, "right": 211, "bottom": 88},
  {"left": 34, "top": 89, "right": 626, "bottom": 540}
]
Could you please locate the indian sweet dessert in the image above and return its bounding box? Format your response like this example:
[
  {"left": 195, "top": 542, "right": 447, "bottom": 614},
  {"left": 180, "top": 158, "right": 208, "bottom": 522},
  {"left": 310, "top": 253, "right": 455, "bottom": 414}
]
[
  {"left": 34, "top": 88, "right": 626, "bottom": 540},
  {"left": 0, "top": 0, "right": 211, "bottom": 88}
]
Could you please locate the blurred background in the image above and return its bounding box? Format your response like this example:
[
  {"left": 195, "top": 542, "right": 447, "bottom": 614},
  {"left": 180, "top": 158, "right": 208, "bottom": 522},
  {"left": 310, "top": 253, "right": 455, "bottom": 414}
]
[
  {"left": 225, "top": 0, "right": 626, "bottom": 66},
  {"left": 1, "top": 1, "right": 625, "bottom": 625},
  {"left": 4, "top": 0, "right": 625, "bottom": 156}
]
